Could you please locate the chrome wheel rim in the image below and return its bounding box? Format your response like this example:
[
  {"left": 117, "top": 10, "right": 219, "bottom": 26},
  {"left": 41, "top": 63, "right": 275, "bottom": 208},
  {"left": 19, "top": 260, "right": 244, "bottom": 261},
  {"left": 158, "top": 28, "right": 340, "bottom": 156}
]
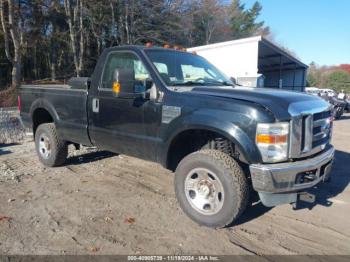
[
  {"left": 184, "top": 168, "right": 225, "bottom": 215},
  {"left": 38, "top": 133, "right": 51, "bottom": 159}
]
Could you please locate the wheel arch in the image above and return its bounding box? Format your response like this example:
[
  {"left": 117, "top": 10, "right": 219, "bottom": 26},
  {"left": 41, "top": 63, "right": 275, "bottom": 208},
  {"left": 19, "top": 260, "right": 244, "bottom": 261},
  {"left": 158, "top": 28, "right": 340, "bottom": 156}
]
[
  {"left": 30, "top": 98, "right": 59, "bottom": 136},
  {"left": 162, "top": 119, "right": 261, "bottom": 171}
]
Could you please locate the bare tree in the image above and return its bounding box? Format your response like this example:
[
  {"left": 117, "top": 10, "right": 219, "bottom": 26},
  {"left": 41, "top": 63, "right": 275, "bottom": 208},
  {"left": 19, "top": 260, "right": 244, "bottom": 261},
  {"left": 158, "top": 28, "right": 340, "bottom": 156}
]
[
  {"left": 0, "top": 0, "right": 271, "bottom": 92},
  {"left": 0, "top": 0, "right": 22, "bottom": 87},
  {"left": 199, "top": 0, "right": 222, "bottom": 44},
  {"left": 64, "top": 0, "right": 84, "bottom": 76}
]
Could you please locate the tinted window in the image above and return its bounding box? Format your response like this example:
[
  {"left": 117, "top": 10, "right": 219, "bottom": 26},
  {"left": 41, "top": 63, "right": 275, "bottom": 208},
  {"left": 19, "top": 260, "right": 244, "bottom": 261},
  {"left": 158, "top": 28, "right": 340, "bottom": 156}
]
[{"left": 101, "top": 52, "right": 150, "bottom": 89}]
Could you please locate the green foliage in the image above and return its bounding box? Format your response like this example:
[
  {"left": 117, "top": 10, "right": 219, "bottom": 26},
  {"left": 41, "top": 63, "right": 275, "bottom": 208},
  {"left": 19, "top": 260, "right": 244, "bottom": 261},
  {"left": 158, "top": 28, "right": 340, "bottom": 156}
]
[
  {"left": 307, "top": 74, "right": 318, "bottom": 87},
  {"left": 307, "top": 63, "right": 350, "bottom": 93},
  {"left": 229, "top": 0, "right": 267, "bottom": 39},
  {"left": 326, "top": 70, "right": 350, "bottom": 93}
]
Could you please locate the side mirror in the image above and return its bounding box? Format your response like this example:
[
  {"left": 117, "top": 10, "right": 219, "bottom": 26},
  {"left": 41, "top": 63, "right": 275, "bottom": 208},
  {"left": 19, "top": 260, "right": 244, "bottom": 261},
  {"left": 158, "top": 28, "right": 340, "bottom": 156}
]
[
  {"left": 230, "top": 77, "right": 237, "bottom": 86},
  {"left": 112, "top": 69, "right": 152, "bottom": 100},
  {"left": 144, "top": 78, "right": 153, "bottom": 91},
  {"left": 112, "top": 68, "right": 135, "bottom": 96}
]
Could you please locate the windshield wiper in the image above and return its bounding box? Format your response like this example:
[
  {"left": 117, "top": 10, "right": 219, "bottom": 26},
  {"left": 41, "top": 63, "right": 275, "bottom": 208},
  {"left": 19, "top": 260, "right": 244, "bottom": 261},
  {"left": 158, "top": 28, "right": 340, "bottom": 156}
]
[
  {"left": 171, "top": 81, "right": 206, "bottom": 86},
  {"left": 217, "top": 81, "right": 234, "bottom": 86},
  {"left": 172, "top": 80, "right": 234, "bottom": 87},
  {"left": 201, "top": 80, "right": 234, "bottom": 87}
]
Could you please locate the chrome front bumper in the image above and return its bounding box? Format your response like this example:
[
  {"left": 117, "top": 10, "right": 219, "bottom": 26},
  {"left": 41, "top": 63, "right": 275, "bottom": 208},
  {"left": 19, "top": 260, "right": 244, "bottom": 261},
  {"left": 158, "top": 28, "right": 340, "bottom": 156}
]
[{"left": 249, "top": 145, "right": 335, "bottom": 194}]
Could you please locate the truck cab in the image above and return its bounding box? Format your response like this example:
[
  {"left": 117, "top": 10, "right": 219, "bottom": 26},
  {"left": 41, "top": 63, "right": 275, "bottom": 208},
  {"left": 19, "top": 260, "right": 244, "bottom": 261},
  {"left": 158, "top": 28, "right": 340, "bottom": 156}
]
[{"left": 20, "top": 45, "right": 334, "bottom": 228}]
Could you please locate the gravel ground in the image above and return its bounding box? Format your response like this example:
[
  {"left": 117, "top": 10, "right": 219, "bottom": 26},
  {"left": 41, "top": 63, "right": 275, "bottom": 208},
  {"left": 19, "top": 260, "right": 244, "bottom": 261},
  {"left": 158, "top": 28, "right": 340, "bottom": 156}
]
[
  {"left": 0, "top": 114, "right": 350, "bottom": 255},
  {"left": 0, "top": 108, "right": 25, "bottom": 144}
]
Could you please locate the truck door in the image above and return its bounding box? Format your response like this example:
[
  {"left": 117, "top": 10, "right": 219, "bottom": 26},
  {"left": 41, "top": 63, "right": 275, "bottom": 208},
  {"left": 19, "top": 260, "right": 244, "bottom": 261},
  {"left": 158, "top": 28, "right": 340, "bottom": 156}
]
[{"left": 89, "top": 51, "right": 155, "bottom": 158}]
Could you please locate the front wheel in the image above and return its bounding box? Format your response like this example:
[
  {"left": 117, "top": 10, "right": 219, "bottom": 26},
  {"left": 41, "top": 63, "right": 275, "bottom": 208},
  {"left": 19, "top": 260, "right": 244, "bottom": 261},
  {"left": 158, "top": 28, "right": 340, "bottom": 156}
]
[
  {"left": 174, "top": 149, "right": 249, "bottom": 228},
  {"left": 35, "top": 123, "right": 68, "bottom": 167}
]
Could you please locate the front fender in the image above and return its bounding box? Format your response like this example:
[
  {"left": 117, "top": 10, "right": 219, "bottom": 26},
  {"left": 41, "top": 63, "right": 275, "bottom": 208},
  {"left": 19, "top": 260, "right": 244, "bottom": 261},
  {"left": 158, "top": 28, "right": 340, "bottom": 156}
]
[{"left": 159, "top": 109, "right": 262, "bottom": 165}]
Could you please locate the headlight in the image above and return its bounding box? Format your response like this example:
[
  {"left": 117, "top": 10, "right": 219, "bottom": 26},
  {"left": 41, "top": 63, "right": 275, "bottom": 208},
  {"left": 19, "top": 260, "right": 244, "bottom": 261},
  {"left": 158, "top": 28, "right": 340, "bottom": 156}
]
[{"left": 256, "top": 122, "right": 289, "bottom": 163}]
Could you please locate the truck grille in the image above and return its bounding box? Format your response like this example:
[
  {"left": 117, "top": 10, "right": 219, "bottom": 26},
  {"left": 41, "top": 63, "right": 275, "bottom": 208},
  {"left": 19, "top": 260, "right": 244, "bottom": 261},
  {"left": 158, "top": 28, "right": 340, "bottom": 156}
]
[
  {"left": 289, "top": 109, "right": 333, "bottom": 159},
  {"left": 301, "top": 110, "right": 332, "bottom": 155},
  {"left": 312, "top": 111, "right": 332, "bottom": 148}
]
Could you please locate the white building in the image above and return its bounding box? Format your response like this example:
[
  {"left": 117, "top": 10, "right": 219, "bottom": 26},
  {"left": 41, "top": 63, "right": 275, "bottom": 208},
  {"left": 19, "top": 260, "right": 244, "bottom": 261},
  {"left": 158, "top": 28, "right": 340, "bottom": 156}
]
[{"left": 188, "top": 36, "right": 308, "bottom": 92}]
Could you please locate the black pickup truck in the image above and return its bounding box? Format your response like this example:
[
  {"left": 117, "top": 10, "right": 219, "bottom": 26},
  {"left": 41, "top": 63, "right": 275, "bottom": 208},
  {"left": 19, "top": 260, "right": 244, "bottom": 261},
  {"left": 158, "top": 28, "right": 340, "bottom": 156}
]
[{"left": 19, "top": 45, "right": 335, "bottom": 228}]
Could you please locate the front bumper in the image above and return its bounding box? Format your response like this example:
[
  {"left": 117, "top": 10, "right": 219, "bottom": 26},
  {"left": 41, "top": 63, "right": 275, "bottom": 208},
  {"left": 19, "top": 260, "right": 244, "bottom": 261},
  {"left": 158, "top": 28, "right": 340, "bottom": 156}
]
[{"left": 249, "top": 146, "right": 334, "bottom": 206}]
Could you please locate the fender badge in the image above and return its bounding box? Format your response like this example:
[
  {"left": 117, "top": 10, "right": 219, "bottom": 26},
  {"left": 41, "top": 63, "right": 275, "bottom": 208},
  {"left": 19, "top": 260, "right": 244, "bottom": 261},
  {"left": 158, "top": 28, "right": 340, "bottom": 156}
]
[{"left": 162, "top": 106, "right": 181, "bottom": 124}]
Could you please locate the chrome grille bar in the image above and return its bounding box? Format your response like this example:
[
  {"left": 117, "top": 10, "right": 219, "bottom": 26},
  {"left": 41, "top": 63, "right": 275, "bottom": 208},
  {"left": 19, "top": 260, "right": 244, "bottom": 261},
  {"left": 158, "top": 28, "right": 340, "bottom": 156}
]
[
  {"left": 302, "top": 115, "right": 313, "bottom": 153},
  {"left": 288, "top": 100, "right": 332, "bottom": 159},
  {"left": 289, "top": 115, "right": 303, "bottom": 158},
  {"left": 313, "top": 132, "right": 328, "bottom": 141},
  {"left": 313, "top": 118, "right": 329, "bottom": 128}
]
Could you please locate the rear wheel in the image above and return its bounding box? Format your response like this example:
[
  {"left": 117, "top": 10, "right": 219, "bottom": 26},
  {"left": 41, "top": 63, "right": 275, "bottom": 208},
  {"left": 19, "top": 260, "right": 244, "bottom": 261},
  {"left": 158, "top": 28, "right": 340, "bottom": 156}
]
[
  {"left": 175, "top": 149, "right": 249, "bottom": 228},
  {"left": 35, "top": 123, "right": 68, "bottom": 167}
]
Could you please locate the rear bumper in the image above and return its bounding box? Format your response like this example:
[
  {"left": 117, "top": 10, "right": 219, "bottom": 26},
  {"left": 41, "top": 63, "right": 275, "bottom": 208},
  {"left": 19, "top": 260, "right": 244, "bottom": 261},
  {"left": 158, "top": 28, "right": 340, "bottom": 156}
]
[{"left": 249, "top": 146, "right": 334, "bottom": 206}]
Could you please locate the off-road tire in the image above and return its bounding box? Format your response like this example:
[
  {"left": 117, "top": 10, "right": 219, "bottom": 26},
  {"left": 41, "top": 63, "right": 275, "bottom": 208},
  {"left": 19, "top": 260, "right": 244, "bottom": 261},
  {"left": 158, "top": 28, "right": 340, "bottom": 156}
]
[
  {"left": 35, "top": 123, "right": 68, "bottom": 167},
  {"left": 175, "top": 149, "right": 249, "bottom": 228}
]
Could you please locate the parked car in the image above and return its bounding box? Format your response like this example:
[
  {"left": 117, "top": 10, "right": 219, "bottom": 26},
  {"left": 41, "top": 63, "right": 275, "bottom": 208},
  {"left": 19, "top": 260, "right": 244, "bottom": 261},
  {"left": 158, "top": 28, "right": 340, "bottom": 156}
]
[
  {"left": 305, "top": 88, "right": 347, "bottom": 119},
  {"left": 305, "top": 87, "right": 320, "bottom": 96},
  {"left": 19, "top": 45, "right": 334, "bottom": 228},
  {"left": 345, "top": 99, "right": 350, "bottom": 112},
  {"left": 319, "top": 88, "right": 336, "bottom": 97},
  {"left": 320, "top": 93, "right": 346, "bottom": 119},
  {"left": 337, "top": 92, "right": 350, "bottom": 113}
]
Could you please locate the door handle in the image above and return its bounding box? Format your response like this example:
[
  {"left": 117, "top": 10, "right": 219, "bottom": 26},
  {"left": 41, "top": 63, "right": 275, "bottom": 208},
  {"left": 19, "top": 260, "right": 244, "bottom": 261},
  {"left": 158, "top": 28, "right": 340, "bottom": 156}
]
[{"left": 92, "top": 98, "right": 99, "bottom": 113}]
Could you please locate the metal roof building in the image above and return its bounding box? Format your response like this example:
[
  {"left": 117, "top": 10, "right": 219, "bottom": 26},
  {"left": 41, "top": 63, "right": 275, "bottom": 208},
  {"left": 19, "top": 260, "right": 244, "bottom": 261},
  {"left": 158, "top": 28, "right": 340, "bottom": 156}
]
[{"left": 188, "top": 36, "right": 308, "bottom": 92}]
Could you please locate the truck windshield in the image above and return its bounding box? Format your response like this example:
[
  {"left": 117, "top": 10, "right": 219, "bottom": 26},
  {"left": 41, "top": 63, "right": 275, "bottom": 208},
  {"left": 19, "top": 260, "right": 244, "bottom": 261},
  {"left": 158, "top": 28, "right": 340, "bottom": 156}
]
[{"left": 145, "top": 50, "right": 233, "bottom": 87}]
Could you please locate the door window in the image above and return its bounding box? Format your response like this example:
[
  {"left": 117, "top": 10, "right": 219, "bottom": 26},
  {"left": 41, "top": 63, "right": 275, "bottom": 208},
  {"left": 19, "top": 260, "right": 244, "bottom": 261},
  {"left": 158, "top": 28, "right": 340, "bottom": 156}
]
[{"left": 101, "top": 52, "right": 150, "bottom": 90}]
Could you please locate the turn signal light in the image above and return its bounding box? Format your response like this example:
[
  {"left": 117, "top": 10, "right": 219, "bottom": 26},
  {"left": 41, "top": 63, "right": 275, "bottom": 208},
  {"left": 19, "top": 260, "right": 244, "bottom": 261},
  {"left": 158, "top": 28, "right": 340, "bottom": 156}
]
[
  {"left": 113, "top": 82, "right": 120, "bottom": 93},
  {"left": 256, "top": 134, "right": 288, "bottom": 144},
  {"left": 256, "top": 122, "right": 289, "bottom": 162}
]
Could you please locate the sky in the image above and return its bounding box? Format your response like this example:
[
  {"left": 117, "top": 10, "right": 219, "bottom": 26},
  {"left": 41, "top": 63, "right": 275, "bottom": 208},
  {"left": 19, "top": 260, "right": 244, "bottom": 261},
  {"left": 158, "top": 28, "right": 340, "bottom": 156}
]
[{"left": 242, "top": 0, "right": 350, "bottom": 66}]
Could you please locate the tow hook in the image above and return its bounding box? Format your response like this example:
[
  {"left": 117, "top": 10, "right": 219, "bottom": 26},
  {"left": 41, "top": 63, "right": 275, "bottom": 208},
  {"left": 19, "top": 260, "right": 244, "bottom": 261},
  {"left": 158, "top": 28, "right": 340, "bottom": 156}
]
[
  {"left": 299, "top": 192, "right": 316, "bottom": 203},
  {"left": 292, "top": 192, "right": 316, "bottom": 209}
]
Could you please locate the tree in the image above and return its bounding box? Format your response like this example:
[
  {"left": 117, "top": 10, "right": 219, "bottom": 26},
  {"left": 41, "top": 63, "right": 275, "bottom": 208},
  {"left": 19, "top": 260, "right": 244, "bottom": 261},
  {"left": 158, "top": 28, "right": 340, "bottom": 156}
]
[
  {"left": 307, "top": 74, "right": 318, "bottom": 87},
  {"left": 326, "top": 70, "right": 350, "bottom": 92},
  {"left": 0, "top": 0, "right": 24, "bottom": 87},
  {"left": 64, "top": 0, "right": 84, "bottom": 76},
  {"left": 306, "top": 63, "right": 350, "bottom": 93},
  {"left": 339, "top": 64, "right": 350, "bottom": 74},
  {"left": 190, "top": 0, "right": 226, "bottom": 45},
  {"left": 306, "top": 62, "right": 321, "bottom": 87},
  {"left": 0, "top": 30, "right": 12, "bottom": 89},
  {"left": 45, "top": 0, "right": 68, "bottom": 81},
  {"left": 0, "top": 0, "right": 271, "bottom": 93},
  {"left": 228, "top": 0, "right": 267, "bottom": 39}
]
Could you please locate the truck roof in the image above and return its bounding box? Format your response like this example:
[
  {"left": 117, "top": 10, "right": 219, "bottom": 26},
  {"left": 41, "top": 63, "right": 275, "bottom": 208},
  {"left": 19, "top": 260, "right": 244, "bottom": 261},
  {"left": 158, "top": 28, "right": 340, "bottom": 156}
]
[{"left": 103, "top": 45, "right": 189, "bottom": 53}]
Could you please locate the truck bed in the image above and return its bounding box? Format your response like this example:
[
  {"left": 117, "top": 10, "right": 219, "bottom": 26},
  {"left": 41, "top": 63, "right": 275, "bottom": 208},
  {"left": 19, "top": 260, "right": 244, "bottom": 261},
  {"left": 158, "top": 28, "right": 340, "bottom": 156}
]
[{"left": 19, "top": 84, "right": 92, "bottom": 146}]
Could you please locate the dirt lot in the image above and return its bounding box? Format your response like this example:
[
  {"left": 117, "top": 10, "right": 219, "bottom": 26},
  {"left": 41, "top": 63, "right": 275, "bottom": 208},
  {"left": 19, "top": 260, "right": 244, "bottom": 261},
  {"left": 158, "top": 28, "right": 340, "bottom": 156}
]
[{"left": 0, "top": 114, "right": 350, "bottom": 255}]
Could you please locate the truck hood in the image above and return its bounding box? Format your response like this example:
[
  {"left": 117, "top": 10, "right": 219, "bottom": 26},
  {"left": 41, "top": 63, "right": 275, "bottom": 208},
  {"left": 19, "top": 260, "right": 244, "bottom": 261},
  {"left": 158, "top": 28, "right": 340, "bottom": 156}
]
[{"left": 190, "top": 86, "right": 331, "bottom": 120}]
